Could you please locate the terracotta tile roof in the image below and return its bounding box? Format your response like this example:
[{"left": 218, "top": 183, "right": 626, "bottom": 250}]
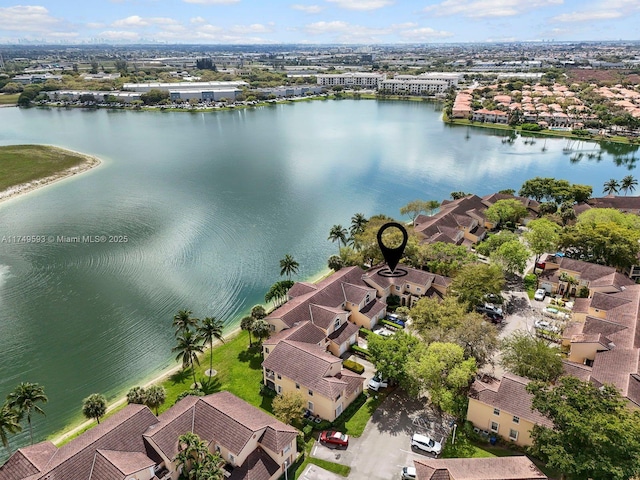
[
  {"left": 358, "top": 299, "right": 386, "bottom": 318},
  {"left": 0, "top": 451, "right": 42, "bottom": 480},
  {"left": 561, "top": 360, "right": 593, "bottom": 381},
  {"left": 591, "top": 349, "right": 640, "bottom": 406},
  {"left": 590, "top": 292, "right": 633, "bottom": 311},
  {"left": 363, "top": 264, "right": 451, "bottom": 291},
  {"left": 585, "top": 196, "right": 640, "bottom": 214},
  {"left": 90, "top": 450, "right": 155, "bottom": 480},
  {"left": 341, "top": 282, "right": 376, "bottom": 305},
  {"left": 469, "top": 373, "right": 553, "bottom": 429},
  {"left": 572, "top": 298, "right": 591, "bottom": 314},
  {"left": 228, "top": 448, "right": 279, "bottom": 480},
  {"left": 145, "top": 392, "right": 297, "bottom": 462},
  {"left": 288, "top": 282, "right": 317, "bottom": 298},
  {"left": 263, "top": 321, "right": 327, "bottom": 348},
  {"left": 551, "top": 256, "right": 620, "bottom": 282},
  {"left": 414, "top": 456, "right": 547, "bottom": 479},
  {"left": 328, "top": 321, "right": 359, "bottom": 345},
  {"left": 336, "top": 370, "right": 365, "bottom": 397},
  {"left": 309, "top": 304, "right": 344, "bottom": 330}
]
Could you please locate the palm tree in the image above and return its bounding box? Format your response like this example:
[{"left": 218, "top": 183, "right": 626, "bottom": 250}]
[
  {"left": 426, "top": 200, "right": 441, "bottom": 216},
  {"left": 82, "top": 393, "right": 107, "bottom": 424},
  {"left": 621, "top": 175, "right": 638, "bottom": 195},
  {"left": 279, "top": 254, "right": 299, "bottom": 280},
  {"left": 250, "top": 305, "right": 267, "bottom": 320},
  {"left": 126, "top": 386, "right": 147, "bottom": 405},
  {"left": 0, "top": 403, "right": 22, "bottom": 454},
  {"left": 251, "top": 319, "right": 271, "bottom": 345},
  {"left": 144, "top": 385, "right": 166, "bottom": 415},
  {"left": 349, "top": 213, "right": 368, "bottom": 237},
  {"left": 6, "top": 382, "right": 47, "bottom": 444},
  {"left": 197, "top": 316, "right": 225, "bottom": 379},
  {"left": 173, "top": 309, "right": 199, "bottom": 336},
  {"left": 240, "top": 315, "right": 255, "bottom": 347},
  {"left": 328, "top": 224, "right": 348, "bottom": 254},
  {"left": 603, "top": 178, "right": 620, "bottom": 196},
  {"left": 172, "top": 330, "right": 205, "bottom": 388}
]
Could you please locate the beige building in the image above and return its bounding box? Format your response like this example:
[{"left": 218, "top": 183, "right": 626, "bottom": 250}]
[
  {"left": 466, "top": 373, "right": 553, "bottom": 447},
  {"left": 414, "top": 456, "right": 547, "bottom": 479}
]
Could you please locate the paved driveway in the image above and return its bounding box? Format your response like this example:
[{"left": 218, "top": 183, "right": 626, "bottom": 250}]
[{"left": 311, "top": 390, "right": 453, "bottom": 480}]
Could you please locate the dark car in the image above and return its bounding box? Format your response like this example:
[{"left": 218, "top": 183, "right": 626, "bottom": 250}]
[
  {"left": 475, "top": 304, "right": 504, "bottom": 323},
  {"left": 386, "top": 313, "right": 405, "bottom": 328},
  {"left": 320, "top": 430, "right": 349, "bottom": 448}
]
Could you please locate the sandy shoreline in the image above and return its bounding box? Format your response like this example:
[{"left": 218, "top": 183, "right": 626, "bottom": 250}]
[{"left": 0, "top": 146, "right": 102, "bottom": 205}]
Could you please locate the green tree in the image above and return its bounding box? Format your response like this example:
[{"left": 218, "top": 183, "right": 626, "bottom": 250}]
[
  {"left": 474, "top": 231, "right": 519, "bottom": 257},
  {"left": 251, "top": 319, "right": 271, "bottom": 345},
  {"left": 6, "top": 382, "right": 47, "bottom": 444},
  {"left": 174, "top": 432, "right": 224, "bottom": 480},
  {"left": 240, "top": 315, "right": 255, "bottom": 347},
  {"left": 366, "top": 330, "right": 420, "bottom": 390},
  {"left": 82, "top": 393, "right": 107, "bottom": 424},
  {"left": 527, "top": 377, "right": 640, "bottom": 480},
  {"left": 349, "top": 213, "right": 368, "bottom": 237},
  {"left": 500, "top": 331, "right": 563, "bottom": 382},
  {"left": 490, "top": 240, "right": 530, "bottom": 275},
  {"left": 279, "top": 254, "right": 299, "bottom": 280},
  {"left": 327, "top": 254, "right": 344, "bottom": 271},
  {"left": 126, "top": 386, "right": 147, "bottom": 405},
  {"left": 406, "top": 342, "right": 477, "bottom": 416},
  {"left": 272, "top": 392, "right": 305, "bottom": 425},
  {"left": 173, "top": 309, "right": 199, "bottom": 336},
  {"left": 621, "top": 175, "right": 638, "bottom": 195},
  {"left": 400, "top": 199, "right": 438, "bottom": 224},
  {"left": 523, "top": 218, "right": 561, "bottom": 267},
  {"left": 570, "top": 184, "right": 593, "bottom": 203},
  {"left": 415, "top": 242, "right": 477, "bottom": 276},
  {"left": 450, "top": 263, "right": 505, "bottom": 309},
  {"left": 172, "top": 330, "right": 205, "bottom": 388},
  {"left": 265, "top": 280, "right": 294, "bottom": 307},
  {"left": 450, "top": 191, "right": 470, "bottom": 200},
  {"left": 250, "top": 305, "right": 267, "bottom": 320},
  {"left": 197, "top": 316, "right": 225, "bottom": 379},
  {"left": 485, "top": 199, "right": 528, "bottom": 226},
  {"left": 140, "top": 88, "right": 170, "bottom": 105},
  {"left": 328, "top": 224, "right": 349, "bottom": 254},
  {"left": 519, "top": 177, "right": 558, "bottom": 202},
  {"left": 0, "top": 403, "right": 21, "bottom": 453},
  {"left": 603, "top": 178, "right": 620, "bottom": 195},
  {"left": 145, "top": 385, "right": 166, "bottom": 415}
]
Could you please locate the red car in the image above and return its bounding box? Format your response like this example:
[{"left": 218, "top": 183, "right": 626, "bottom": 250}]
[{"left": 320, "top": 430, "right": 349, "bottom": 448}]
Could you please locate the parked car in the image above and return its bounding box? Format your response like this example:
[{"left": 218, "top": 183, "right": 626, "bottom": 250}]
[
  {"left": 401, "top": 466, "right": 417, "bottom": 480},
  {"left": 534, "top": 289, "right": 547, "bottom": 301},
  {"left": 534, "top": 319, "right": 559, "bottom": 332},
  {"left": 320, "top": 430, "right": 349, "bottom": 448},
  {"left": 411, "top": 433, "right": 442, "bottom": 455},
  {"left": 475, "top": 305, "right": 504, "bottom": 323},
  {"left": 386, "top": 313, "right": 405, "bottom": 327},
  {"left": 368, "top": 374, "right": 389, "bottom": 391}
]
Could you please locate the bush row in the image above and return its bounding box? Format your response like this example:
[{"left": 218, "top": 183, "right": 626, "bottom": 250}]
[{"left": 343, "top": 359, "right": 365, "bottom": 374}]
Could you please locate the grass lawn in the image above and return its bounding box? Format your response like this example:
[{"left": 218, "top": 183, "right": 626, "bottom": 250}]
[
  {"left": 290, "top": 438, "right": 351, "bottom": 479},
  {"left": 0, "top": 144, "right": 92, "bottom": 192},
  {"left": 160, "top": 330, "right": 272, "bottom": 415},
  {"left": 0, "top": 93, "right": 19, "bottom": 105},
  {"left": 333, "top": 390, "right": 387, "bottom": 437}
]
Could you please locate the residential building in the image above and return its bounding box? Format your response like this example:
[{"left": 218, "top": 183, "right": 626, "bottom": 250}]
[
  {"left": 379, "top": 73, "right": 460, "bottom": 95},
  {"left": 122, "top": 81, "right": 248, "bottom": 92},
  {"left": 12, "top": 73, "right": 62, "bottom": 84},
  {"left": 536, "top": 254, "right": 634, "bottom": 297},
  {"left": 315, "top": 72, "right": 385, "bottom": 89},
  {"left": 262, "top": 340, "right": 364, "bottom": 421},
  {"left": 413, "top": 456, "right": 547, "bottom": 479},
  {"left": 0, "top": 392, "right": 298, "bottom": 480},
  {"left": 466, "top": 373, "right": 553, "bottom": 447}
]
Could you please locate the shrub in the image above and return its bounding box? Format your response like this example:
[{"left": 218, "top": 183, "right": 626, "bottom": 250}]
[
  {"left": 260, "top": 383, "right": 277, "bottom": 398},
  {"left": 387, "top": 294, "right": 400, "bottom": 307},
  {"left": 174, "top": 389, "right": 204, "bottom": 404},
  {"left": 350, "top": 345, "right": 370, "bottom": 358},
  {"left": 379, "top": 319, "right": 402, "bottom": 330},
  {"left": 343, "top": 359, "right": 365, "bottom": 374},
  {"left": 521, "top": 123, "right": 542, "bottom": 131},
  {"left": 358, "top": 328, "right": 370, "bottom": 338},
  {"left": 523, "top": 274, "right": 537, "bottom": 290},
  {"left": 302, "top": 424, "right": 313, "bottom": 440},
  {"left": 578, "top": 286, "right": 589, "bottom": 298}
]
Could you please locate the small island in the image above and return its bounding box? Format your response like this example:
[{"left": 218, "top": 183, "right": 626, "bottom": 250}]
[{"left": 0, "top": 144, "right": 101, "bottom": 203}]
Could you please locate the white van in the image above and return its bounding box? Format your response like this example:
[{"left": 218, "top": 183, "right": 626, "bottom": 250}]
[{"left": 411, "top": 433, "right": 442, "bottom": 455}]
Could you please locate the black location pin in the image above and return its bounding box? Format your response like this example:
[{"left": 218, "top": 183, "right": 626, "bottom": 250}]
[{"left": 376, "top": 222, "right": 408, "bottom": 274}]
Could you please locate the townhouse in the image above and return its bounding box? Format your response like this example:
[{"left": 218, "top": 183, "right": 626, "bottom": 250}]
[
  {"left": 0, "top": 391, "right": 297, "bottom": 480},
  {"left": 413, "top": 456, "right": 547, "bottom": 480},
  {"left": 315, "top": 72, "right": 385, "bottom": 89}
]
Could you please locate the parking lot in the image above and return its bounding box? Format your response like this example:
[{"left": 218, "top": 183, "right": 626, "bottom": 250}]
[{"left": 311, "top": 390, "right": 454, "bottom": 480}]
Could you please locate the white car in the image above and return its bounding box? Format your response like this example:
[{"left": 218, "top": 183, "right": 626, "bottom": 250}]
[
  {"left": 411, "top": 433, "right": 442, "bottom": 455},
  {"left": 401, "top": 466, "right": 417, "bottom": 479},
  {"left": 534, "top": 319, "right": 559, "bottom": 332},
  {"left": 534, "top": 289, "right": 547, "bottom": 301},
  {"left": 368, "top": 374, "right": 388, "bottom": 391}
]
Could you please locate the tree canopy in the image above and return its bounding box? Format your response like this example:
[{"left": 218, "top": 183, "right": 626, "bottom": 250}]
[
  {"left": 485, "top": 199, "right": 528, "bottom": 226},
  {"left": 272, "top": 392, "right": 305, "bottom": 425},
  {"left": 490, "top": 240, "right": 530, "bottom": 275},
  {"left": 500, "top": 332, "right": 563, "bottom": 382},
  {"left": 82, "top": 393, "right": 107, "bottom": 424},
  {"left": 527, "top": 376, "right": 640, "bottom": 480},
  {"left": 400, "top": 199, "right": 440, "bottom": 223},
  {"left": 450, "top": 263, "right": 505, "bottom": 309},
  {"left": 523, "top": 218, "right": 561, "bottom": 265},
  {"left": 474, "top": 231, "right": 519, "bottom": 257},
  {"left": 366, "top": 330, "right": 420, "bottom": 390}
]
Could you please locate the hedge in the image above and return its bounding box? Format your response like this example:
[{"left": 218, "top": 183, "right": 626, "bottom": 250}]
[
  {"left": 351, "top": 345, "right": 370, "bottom": 358},
  {"left": 343, "top": 359, "right": 365, "bottom": 374},
  {"left": 379, "top": 319, "right": 403, "bottom": 330}
]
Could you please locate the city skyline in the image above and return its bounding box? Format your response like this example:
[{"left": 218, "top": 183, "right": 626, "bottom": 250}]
[{"left": 0, "top": 0, "right": 639, "bottom": 45}]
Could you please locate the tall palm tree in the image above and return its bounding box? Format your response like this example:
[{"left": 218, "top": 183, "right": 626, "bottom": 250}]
[
  {"left": 279, "top": 254, "right": 299, "bottom": 280},
  {"left": 621, "top": 175, "right": 638, "bottom": 195},
  {"left": 603, "top": 178, "right": 620, "bottom": 196},
  {"left": 0, "top": 403, "right": 22, "bottom": 454},
  {"left": 349, "top": 213, "right": 368, "bottom": 237},
  {"left": 144, "top": 385, "right": 166, "bottom": 415},
  {"left": 197, "top": 316, "right": 225, "bottom": 379},
  {"left": 82, "top": 393, "right": 107, "bottom": 424},
  {"left": 6, "top": 382, "right": 47, "bottom": 445},
  {"left": 328, "top": 224, "right": 348, "bottom": 254},
  {"left": 172, "top": 330, "right": 205, "bottom": 388},
  {"left": 250, "top": 305, "right": 267, "bottom": 320},
  {"left": 173, "top": 309, "right": 199, "bottom": 336},
  {"left": 240, "top": 315, "right": 255, "bottom": 347}
]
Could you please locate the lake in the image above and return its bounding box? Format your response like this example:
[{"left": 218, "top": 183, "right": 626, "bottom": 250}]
[{"left": 0, "top": 99, "right": 637, "bottom": 455}]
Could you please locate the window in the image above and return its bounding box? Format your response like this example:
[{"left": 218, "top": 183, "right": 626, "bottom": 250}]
[
  {"left": 513, "top": 416, "right": 519, "bottom": 424},
  {"left": 493, "top": 408, "right": 500, "bottom": 416},
  {"left": 308, "top": 401, "right": 314, "bottom": 412},
  {"left": 395, "top": 286, "right": 400, "bottom": 291},
  {"left": 228, "top": 453, "right": 235, "bottom": 464},
  {"left": 334, "top": 318, "right": 341, "bottom": 330},
  {"left": 283, "top": 444, "right": 291, "bottom": 455},
  {"left": 416, "top": 287, "right": 421, "bottom": 292},
  {"left": 295, "top": 383, "right": 300, "bottom": 389},
  {"left": 277, "top": 374, "right": 281, "bottom": 380},
  {"left": 215, "top": 445, "right": 221, "bottom": 453},
  {"left": 509, "top": 429, "right": 518, "bottom": 441},
  {"left": 265, "top": 347, "right": 269, "bottom": 354},
  {"left": 277, "top": 385, "right": 282, "bottom": 394},
  {"left": 490, "top": 422, "right": 499, "bottom": 433},
  {"left": 308, "top": 390, "right": 313, "bottom": 396}
]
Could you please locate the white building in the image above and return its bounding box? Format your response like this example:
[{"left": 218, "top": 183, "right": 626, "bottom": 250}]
[
  {"left": 379, "top": 72, "right": 462, "bottom": 95},
  {"left": 122, "top": 80, "right": 248, "bottom": 93},
  {"left": 316, "top": 72, "right": 385, "bottom": 89}
]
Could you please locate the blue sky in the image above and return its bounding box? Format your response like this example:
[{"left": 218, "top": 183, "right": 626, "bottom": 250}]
[{"left": 0, "top": 0, "right": 639, "bottom": 44}]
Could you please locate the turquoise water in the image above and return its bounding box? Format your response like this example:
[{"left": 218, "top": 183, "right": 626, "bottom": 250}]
[{"left": 0, "top": 100, "right": 637, "bottom": 455}]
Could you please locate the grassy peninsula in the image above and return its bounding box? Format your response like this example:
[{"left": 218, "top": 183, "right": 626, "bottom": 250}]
[{"left": 0, "top": 144, "right": 100, "bottom": 200}]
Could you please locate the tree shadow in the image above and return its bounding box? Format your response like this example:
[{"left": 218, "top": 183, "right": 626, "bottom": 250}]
[
  {"left": 169, "top": 368, "right": 191, "bottom": 385},
  {"left": 237, "top": 347, "right": 263, "bottom": 370},
  {"left": 200, "top": 377, "right": 222, "bottom": 395}
]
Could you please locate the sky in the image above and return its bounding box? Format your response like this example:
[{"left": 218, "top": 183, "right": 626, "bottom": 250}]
[{"left": 0, "top": 0, "right": 639, "bottom": 45}]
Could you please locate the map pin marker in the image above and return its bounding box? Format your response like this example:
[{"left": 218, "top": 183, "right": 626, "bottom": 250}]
[{"left": 377, "top": 222, "right": 408, "bottom": 274}]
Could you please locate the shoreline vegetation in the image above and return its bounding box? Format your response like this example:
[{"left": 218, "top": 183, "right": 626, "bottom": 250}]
[{"left": 0, "top": 144, "right": 101, "bottom": 204}]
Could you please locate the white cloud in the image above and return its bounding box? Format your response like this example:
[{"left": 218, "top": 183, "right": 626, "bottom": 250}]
[
  {"left": 182, "top": 0, "right": 240, "bottom": 4},
  {"left": 304, "top": 20, "right": 391, "bottom": 41},
  {"left": 229, "top": 23, "right": 273, "bottom": 34},
  {"left": 0, "top": 5, "right": 61, "bottom": 31},
  {"left": 112, "top": 16, "right": 180, "bottom": 28},
  {"left": 553, "top": 10, "right": 622, "bottom": 22},
  {"left": 398, "top": 26, "right": 453, "bottom": 40},
  {"left": 190, "top": 16, "right": 207, "bottom": 24},
  {"left": 551, "top": 0, "right": 640, "bottom": 22},
  {"left": 326, "top": 0, "right": 393, "bottom": 11},
  {"left": 291, "top": 4, "right": 324, "bottom": 13},
  {"left": 98, "top": 30, "right": 142, "bottom": 40},
  {"left": 424, "top": 0, "right": 563, "bottom": 18},
  {"left": 305, "top": 20, "right": 350, "bottom": 34}
]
